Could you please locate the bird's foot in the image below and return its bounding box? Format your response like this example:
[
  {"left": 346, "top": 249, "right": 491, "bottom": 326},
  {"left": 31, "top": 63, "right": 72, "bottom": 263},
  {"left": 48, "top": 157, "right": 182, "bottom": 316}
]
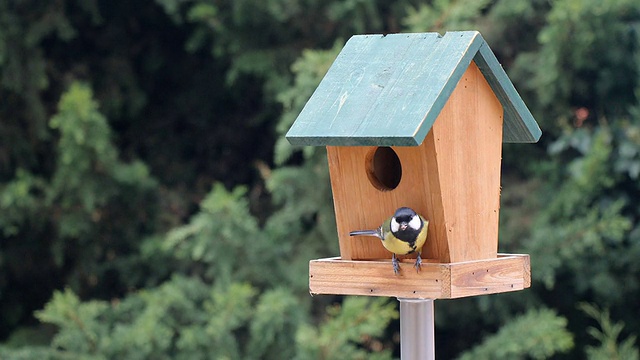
[
  {"left": 414, "top": 252, "right": 422, "bottom": 273},
  {"left": 392, "top": 254, "right": 400, "bottom": 275}
]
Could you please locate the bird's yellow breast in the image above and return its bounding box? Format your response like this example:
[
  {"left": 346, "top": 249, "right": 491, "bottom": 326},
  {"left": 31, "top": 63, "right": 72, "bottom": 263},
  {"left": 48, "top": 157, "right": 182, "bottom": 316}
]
[
  {"left": 381, "top": 219, "right": 429, "bottom": 255},
  {"left": 381, "top": 236, "right": 417, "bottom": 255}
]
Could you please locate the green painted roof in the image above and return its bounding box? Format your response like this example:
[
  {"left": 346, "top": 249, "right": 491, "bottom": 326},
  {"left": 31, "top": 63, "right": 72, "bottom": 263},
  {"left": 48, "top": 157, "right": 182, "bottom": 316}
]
[{"left": 286, "top": 31, "right": 541, "bottom": 146}]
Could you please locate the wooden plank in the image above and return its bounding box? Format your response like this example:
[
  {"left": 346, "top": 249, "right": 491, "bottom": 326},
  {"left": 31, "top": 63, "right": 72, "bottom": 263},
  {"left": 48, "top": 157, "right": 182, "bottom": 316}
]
[
  {"left": 309, "top": 257, "right": 447, "bottom": 298},
  {"left": 429, "top": 60, "right": 503, "bottom": 262},
  {"left": 309, "top": 254, "right": 530, "bottom": 299},
  {"left": 327, "top": 144, "right": 446, "bottom": 261},
  {"left": 449, "top": 255, "right": 528, "bottom": 298},
  {"left": 523, "top": 254, "right": 531, "bottom": 288}
]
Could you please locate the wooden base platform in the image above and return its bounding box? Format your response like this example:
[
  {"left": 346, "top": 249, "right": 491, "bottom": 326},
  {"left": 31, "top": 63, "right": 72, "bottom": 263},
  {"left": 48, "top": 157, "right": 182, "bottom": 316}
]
[{"left": 309, "top": 254, "right": 530, "bottom": 299}]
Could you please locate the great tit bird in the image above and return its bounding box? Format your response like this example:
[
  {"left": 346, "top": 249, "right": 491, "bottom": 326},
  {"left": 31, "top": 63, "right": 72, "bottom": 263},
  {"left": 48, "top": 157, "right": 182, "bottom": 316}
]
[{"left": 349, "top": 207, "right": 429, "bottom": 275}]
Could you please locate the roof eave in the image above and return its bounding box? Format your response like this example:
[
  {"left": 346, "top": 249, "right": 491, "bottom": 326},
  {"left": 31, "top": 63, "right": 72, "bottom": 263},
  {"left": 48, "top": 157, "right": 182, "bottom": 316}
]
[{"left": 473, "top": 37, "right": 542, "bottom": 143}]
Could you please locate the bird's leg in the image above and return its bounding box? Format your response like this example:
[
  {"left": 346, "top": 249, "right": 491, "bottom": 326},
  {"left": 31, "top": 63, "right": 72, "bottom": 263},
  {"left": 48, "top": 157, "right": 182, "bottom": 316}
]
[
  {"left": 414, "top": 251, "right": 422, "bottom": 272},
  {"left": 392, "top": 254, "right": 400, "bottom": 275}
]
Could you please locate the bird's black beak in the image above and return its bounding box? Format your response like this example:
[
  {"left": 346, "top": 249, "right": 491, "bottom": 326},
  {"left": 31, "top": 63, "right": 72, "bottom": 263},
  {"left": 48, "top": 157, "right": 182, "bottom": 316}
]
[{"left": 400, "top": 223, "right": 408, "bottom": 231}]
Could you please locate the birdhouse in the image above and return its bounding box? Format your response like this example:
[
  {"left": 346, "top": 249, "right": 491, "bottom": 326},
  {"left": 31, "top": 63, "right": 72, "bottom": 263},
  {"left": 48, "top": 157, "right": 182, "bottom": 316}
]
[{"left": 286, "top": 31, "right": 541, "bottom": 299}]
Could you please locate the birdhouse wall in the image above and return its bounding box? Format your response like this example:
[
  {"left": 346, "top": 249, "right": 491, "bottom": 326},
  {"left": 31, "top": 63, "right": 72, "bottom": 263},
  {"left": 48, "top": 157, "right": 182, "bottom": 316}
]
[{"left": 328, "top": 61, "right": 504, "bottom": 263}]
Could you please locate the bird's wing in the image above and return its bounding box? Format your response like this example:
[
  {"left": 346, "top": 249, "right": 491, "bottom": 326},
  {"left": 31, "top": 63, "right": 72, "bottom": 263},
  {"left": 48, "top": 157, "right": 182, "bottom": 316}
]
[{"left": 421, "top": 216, "right": 429, "bottom": 231}]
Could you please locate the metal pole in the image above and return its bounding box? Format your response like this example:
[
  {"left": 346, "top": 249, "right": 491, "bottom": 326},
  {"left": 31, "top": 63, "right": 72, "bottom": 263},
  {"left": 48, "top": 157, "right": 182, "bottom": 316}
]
[{"left": 398, "top": 298, "right": 435, "bottom": 360}]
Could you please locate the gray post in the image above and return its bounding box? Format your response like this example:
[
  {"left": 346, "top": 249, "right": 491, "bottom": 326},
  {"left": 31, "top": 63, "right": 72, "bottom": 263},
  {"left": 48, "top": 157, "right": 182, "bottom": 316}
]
[{"left": 398, "top": 298, "right": 435, "bottom": 360}]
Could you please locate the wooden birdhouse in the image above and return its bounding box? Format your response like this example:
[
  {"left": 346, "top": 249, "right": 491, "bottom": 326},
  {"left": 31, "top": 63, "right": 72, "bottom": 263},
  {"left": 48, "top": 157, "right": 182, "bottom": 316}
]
[{"left": 286, "top": 31, "right": 541, "bottom": 299}]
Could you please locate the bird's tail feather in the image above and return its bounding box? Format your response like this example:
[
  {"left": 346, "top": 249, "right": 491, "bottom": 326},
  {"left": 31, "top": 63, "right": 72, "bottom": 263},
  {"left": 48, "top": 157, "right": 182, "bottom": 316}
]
[{"left": 349, "top": 229, "right": 380, "bottom": 237}]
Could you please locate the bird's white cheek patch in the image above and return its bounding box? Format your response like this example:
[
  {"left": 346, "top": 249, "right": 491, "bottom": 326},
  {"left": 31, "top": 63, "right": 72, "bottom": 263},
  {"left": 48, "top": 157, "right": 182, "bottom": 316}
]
[
  {"left": 391, "top": 218, "right": 400, "bottom": 233},
  {"left": 409, "top": 215, "right": 421, "bottom": 230}
]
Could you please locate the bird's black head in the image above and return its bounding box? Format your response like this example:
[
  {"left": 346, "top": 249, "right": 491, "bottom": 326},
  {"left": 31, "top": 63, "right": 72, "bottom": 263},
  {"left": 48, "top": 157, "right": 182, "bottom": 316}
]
[{"left": 391, "top": 207, "right": 423, "bottom": 242}]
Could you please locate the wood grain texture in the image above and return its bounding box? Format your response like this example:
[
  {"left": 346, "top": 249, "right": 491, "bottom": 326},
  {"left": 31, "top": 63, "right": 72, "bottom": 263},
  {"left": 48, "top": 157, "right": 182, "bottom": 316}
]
[
  {"left": 329, "top": 61, "right": 503, "bottom": 263},
  {"left": 309, "top": 254, "right": 530, "bottom": 299},
  {"left": 448, "top": 256, "right": 526, "bottom": 298},
  {"left": 328, "top": 144, "right": 445, "bottom": 261},
  {"left": 429, "top": 60, "right": 503, "bottom": 262},
  {"left": 285, "top": 31, "right": 541, "bottom": 146}
]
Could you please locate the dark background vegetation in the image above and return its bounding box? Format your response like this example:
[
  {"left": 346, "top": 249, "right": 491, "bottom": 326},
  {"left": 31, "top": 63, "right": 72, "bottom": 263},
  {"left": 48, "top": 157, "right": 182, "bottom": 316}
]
[{"left": 1, "top": 0, "right": 640, "bottom": 358}]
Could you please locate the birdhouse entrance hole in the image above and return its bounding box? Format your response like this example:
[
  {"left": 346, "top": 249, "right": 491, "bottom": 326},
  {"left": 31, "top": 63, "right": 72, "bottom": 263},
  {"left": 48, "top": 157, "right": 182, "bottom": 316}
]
[{"left": 366, "top": 146, "right": 402, "bottom": 191}]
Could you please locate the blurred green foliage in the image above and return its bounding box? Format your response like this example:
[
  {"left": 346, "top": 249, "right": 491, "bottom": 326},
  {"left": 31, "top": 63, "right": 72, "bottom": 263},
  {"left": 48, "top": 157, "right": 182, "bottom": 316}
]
[
  {"left": 457, "top": 308, "right": 574, "bottom": 360},
  {"left": 1, "top": 0, "right": 640, "bottom": 358},
  {"left": 580, "top": 303, "right": 640, "bottom": 360}
]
